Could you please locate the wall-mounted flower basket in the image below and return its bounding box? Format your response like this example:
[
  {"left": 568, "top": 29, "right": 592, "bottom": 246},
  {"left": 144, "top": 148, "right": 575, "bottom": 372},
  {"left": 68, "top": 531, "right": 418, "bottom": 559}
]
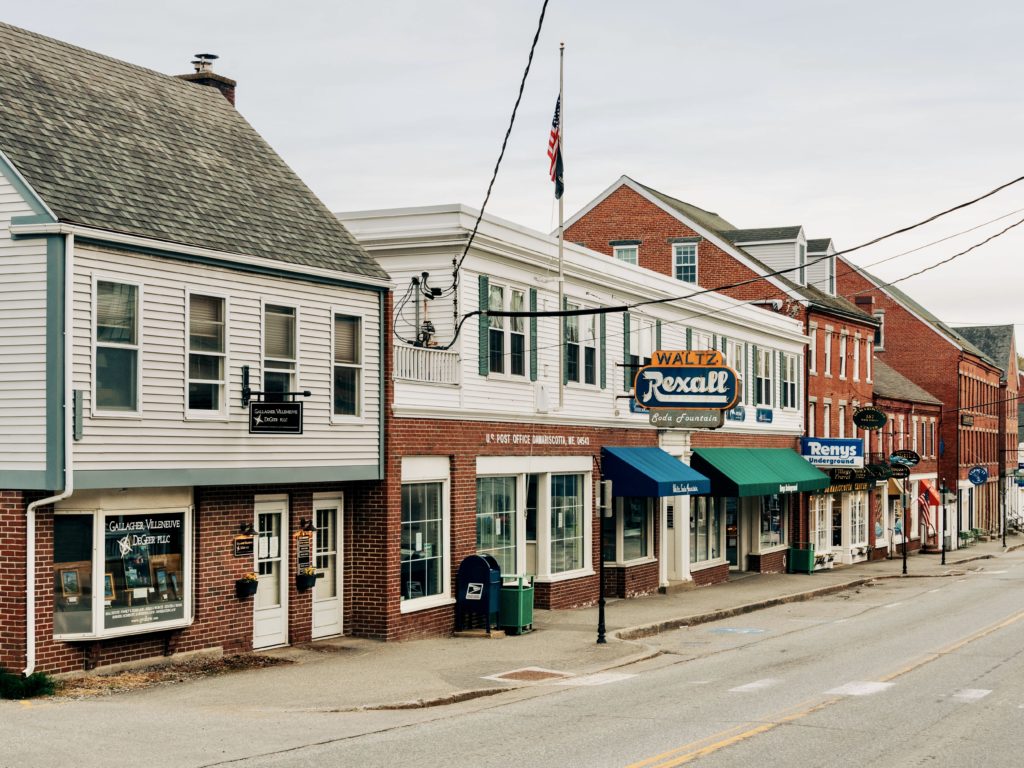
[
  {"left": 235, "top": 577, "right": 259, "bottom": 599},
  {"left": 295, "top": 571, "right": 320, "bottom": 592}
]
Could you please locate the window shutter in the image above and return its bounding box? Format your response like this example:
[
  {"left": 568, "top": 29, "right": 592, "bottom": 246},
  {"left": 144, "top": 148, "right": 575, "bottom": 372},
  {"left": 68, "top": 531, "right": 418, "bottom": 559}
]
[
  {"left": 749, "top": 344, "right": 757, "bottom": 403},
  {"left": 562, "top": 296, "right": 569, "bottom": 386},
  {"left": 685, "top": 327, "right": 692, "bottom": 351},
  {"left": 719, "top": 335, "right": 727, "bottom": 354},
  {"left": 599, "top": 313, "right": 607, "bottom": 389},
  {"left": 655, "top": 320, "right": 662, "bottom": 351},
  {"left": 478, "top": 275, "right": 489, "bottom": 376},
  {"left": 773, "top": 350, "right": 780, "bottom": 407},
  {"left": 622, "top": 312, "right": 631, "bottom": 391},
  {"left": 529, "top": 288, "right": 537, "bottom": 382}
]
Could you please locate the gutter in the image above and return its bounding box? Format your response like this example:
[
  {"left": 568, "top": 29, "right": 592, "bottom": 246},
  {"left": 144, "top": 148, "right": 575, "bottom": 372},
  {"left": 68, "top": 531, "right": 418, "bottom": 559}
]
[
  {"left": 24, "top": 233, "right": 75, "bottom": 676},
  {"left": 9, "top": 222, "right": 394, "bottom": 291}
]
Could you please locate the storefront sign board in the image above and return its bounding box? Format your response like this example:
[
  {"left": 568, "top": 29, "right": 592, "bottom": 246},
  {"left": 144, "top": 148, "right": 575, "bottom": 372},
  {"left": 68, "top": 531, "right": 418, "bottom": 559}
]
[
  {"left": 249, "top": 402, "right": 303, "bottom": 434},
  {"left": 801, "top": 437, "right": 865, "bottom": 468},
  {"left": 649, "top": 409, "right": 724, "bottom": 429},
  {"left": 232, "top": 536, "right": 254, "bottom": 558},
  {"left": 633, "top": 351, "right": 739, "bottom": 412}
]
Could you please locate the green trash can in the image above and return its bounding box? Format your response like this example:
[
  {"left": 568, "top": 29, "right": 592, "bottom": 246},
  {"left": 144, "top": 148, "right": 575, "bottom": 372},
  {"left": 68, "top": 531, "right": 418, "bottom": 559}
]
[
  {"left": 788, "top": 544, "right": 815, "bottom": 575},
  {"left": 499, "top": 575, "right": 534, "bottom": 634}
]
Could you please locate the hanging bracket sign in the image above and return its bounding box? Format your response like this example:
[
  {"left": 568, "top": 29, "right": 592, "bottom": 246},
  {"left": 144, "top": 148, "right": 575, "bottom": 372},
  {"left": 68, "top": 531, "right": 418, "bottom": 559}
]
[
  {"left": 968, "top": 466, "right": 989, "bottom": 485},
  {"left": 249, "top": 402, "right": 303, "bottom": 434},
  {"left": 635, "top": 350, "right": 739, "bottom": 430},
  {"left": 853, "top": 406, "right": 887, "bottom": 430}
]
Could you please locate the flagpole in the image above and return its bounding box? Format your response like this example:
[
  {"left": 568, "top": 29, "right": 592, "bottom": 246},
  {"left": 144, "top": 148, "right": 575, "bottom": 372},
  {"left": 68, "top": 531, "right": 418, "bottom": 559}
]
[{"left": 558, "top": 41, "right": 565, "bottom": 410}]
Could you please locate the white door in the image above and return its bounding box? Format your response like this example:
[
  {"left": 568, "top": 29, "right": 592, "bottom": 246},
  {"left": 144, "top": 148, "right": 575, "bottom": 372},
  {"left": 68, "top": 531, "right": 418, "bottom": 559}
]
[
  {"left": 312, "top": 499, "right": 343, "bottom": 639},
  {"left": 253, "top": 498, "right": 289, "bottom": 649}
]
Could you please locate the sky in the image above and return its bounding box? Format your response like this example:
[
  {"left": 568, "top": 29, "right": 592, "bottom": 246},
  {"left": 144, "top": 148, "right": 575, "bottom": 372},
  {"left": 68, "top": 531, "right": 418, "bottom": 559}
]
[{"left": 6, "top": 1, "right": 1024, "bottom": 351}]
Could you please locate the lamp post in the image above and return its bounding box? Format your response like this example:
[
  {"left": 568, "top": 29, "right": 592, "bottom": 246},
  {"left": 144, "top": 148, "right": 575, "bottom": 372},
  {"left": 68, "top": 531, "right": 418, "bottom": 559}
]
[
  {"left": 940, "top": 477, "right": 948, "bottom": 566},
  {"left": 597, "top": 480, "right": 612, "bottom": 644},
  {"left": 902, "top": 475, "right": 908, "bottom": 575}
]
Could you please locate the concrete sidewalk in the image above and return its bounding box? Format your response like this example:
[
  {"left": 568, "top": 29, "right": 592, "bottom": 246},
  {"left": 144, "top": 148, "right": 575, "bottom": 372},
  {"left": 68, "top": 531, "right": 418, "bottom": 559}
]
[{"left": 138, "top": 538, "right": 1022, "bottom": 713}]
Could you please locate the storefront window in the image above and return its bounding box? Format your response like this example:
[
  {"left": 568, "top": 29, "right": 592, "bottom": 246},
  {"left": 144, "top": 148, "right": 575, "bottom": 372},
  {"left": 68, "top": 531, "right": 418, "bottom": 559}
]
[
  {"left": 832, "top": 501, "right": 843, "bottom": 547},
  {"left": 476, "top": 476, "right": 517, "bottom": 576},
  {"left": 811, "top": 495, "right": 831, "bottom": 552},
  {"left": 690, "top": 497, "right": 720, "bottom": 563},
  {"left": 401, "top": 482, "right": 444, "bottom": 600},
  {"left": 851, "top": 493, "right": 867, "bottom": 545},
  {"left": 760, "top": 494, "right": 784, "bottom": 547},
  {"left": 622, "top": 497, "right": 649, "bottom": 561},
  {"left": 550, "top": 474, "right": 583, "bottom": 573},
  {"left": 54, "top": 511, "right": 188, "bottom": 638}
]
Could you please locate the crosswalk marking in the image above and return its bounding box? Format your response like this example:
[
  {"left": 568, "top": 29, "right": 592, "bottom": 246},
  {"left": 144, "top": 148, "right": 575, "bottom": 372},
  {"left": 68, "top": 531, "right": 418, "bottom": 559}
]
[
  {"left": 952, "top": 689, "right": 991, "bottom": 702},
  {"left": 729, "top": 678, "right": 779, "bottom": 693},
  {"left": 826, "top": 681, "right": 894, "bottom": 696}
]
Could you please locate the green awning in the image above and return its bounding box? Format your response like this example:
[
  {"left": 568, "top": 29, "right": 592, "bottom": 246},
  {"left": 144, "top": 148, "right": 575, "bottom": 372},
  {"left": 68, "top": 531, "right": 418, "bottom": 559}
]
[{"left": 690, "top": 447, "right": 830, "bottom": 497}]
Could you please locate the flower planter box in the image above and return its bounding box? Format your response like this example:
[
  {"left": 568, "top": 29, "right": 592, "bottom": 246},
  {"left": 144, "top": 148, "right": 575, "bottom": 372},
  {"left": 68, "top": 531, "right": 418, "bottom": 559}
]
[
  {"left": 235, "top": 579, "right": 258, "bottom": 599},
  {"left": 295, "top": 572, "right": 321, "bottom": 592}
]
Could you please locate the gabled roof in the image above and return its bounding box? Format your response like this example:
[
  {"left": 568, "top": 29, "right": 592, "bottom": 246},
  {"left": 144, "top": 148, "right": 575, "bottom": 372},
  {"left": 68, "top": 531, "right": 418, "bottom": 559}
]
[
  {"left": 0, "top": 22, "right": 387, "bottom": 281},
  {"left": 872, "top": 359, "right": 942, "bottom": 406},
  {"left": 806, "top": 238, "right": 833, "bottom": 253},
  {"left": 952, "top": 325, "right": 1015, "bottom": 380},
  {"left": 628, "top": 178, "right": 738, "bottom": 233},
  {"left": 844, "top": 260, "right": 997, "bottom": 367},
  {"left": 719, "top": 226, "right": 802, "bottom": 243}
]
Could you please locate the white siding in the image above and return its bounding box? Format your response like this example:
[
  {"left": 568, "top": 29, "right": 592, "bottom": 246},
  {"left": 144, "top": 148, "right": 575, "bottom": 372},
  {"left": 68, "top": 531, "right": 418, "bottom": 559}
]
[
  {"left": 72, "top": 245, "right": 381, "bottom": 471},
  {"left": 740, "top": 242, "right": 798, "bottom": 278},
  {"left": 0, "top": 171, "right": 47, "bottom": 470}
]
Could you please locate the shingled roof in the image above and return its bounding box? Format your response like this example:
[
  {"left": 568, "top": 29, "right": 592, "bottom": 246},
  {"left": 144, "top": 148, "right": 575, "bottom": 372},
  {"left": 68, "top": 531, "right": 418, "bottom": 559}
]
[
  {"left": 806, "top": 238, "right": 833, "bottom": 253},
  {"left": 0, "top": 22, "right": 387, "bottom": 281},
  {"left": 873, "top": 359, "right": 942, "bottom": 405},
  {"left": 951, "top": 325, "right": 1015, "bottom": 380},
  {"left": 719, "top": 226, "right": 802, "bottom": 243}
]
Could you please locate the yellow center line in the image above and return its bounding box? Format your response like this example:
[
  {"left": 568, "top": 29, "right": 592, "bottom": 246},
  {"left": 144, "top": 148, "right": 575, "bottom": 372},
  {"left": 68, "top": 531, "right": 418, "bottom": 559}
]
[{"left": 627, "top": 608, "right": 1024, "bottom": 768}]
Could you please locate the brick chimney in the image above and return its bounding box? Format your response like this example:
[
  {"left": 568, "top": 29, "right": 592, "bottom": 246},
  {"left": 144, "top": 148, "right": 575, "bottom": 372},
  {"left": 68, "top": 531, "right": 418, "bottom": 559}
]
[
  {"left": 176, "top": 53, "right": 236, "bottom": 106},
  {"left": 854, "top": 295, "right": 875, "bottom": 311}
]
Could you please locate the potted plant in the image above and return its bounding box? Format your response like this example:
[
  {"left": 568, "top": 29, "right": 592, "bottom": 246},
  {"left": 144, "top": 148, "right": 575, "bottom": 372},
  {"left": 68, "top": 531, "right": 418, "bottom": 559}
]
[
  {"left": 295, "top": 566, "right": 320, "bottom": 592},
  {"left": 235, "top": 571, "right": 259, "bottom": 599}
]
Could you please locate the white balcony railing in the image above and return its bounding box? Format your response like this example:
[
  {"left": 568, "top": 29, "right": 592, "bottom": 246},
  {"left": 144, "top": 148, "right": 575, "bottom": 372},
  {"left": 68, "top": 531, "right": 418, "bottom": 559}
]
[{"left": 394, "top": 344, "right": 460, "bottom": 386}]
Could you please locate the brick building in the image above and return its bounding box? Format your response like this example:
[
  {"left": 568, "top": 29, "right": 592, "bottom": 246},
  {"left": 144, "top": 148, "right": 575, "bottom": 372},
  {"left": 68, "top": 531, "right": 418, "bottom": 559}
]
[
  {"left": 837, "top": 260, "right": 1004, "bottom": 543},
  {"left": 564, "top": 177, "right": 877, "bottom": 570},
  {"left": 0, "top": 25, "right": 390, "bottom": 674},
  {"left": 339, "top": 204, "right": 822, "bottom": 638}
]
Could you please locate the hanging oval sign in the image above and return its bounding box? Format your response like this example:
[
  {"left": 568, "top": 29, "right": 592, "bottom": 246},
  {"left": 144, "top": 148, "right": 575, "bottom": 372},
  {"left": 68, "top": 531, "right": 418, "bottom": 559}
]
[
  {"left": 890, "top": 464, "right": 910, "bottom": 479},
  {"left": 634, "top": 351, "right": 739, "bottom": 411},
  {"left": 968, "top": 466, "right": 989, "bottom": 485},
  {"left": 890, "top": 449, "right": 921, "bottom": 467},
  {"left": 853, "top": 406, "right": 887, "bottom": 430}
]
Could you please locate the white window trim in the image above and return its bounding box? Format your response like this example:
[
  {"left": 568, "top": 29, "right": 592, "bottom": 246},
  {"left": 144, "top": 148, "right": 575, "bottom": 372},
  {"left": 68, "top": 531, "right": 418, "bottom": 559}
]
[
  {"left": 566, "top": 300, "right": 600, "bottom": 388},
  {"left": 399, "top": 458, "right": 452, "bottom": 614},
  {"left": 781, "top": 352, "right": 798, "bottom": 410},
  {"left": 874, "top": 311, "right": 885, "bottom": 351},
  {"left": 486, "top": 282, "right": 531, "bottom": 380},
  {"left": 673, "top": 242, "right": 698, "bottom": 284},
  {"left": 52, "top": 504, "right": 194, "bottom": 641},
  {"left": 92, "top": 275, "right": 144, "bottom": 419},
  {"left": 853, "top": 332, "right": 861, "bottom": 382},
  {"left": 260, "top": 298, "right": 300, "bottom": 397},
  {"left": 613, "top": 245, "right": 639, "bottom": 265},
  {"left": 808, "top": 399, "right": 817, "bottom": 438},
  {"left": 604, "top": 497, "right": 656, "bottom": 566},
  {"left": 823, "top": 329, "right": 833, "bottom": 378},
  {"left": 865, "top": 339, "right": 873, "bottom": 382},
  {"left": 808, "top": 323, "right": 818, "bottom": 375},
  {"left": 838, "top": 332, "right": 848, "bottom": 380},
  {"left": 331, "top": 306, "right": 366, "bottom": 423},
  {"left": 755, "top": 348, "right": 773, "bottom": 407},
  {"left": 184, "top": 288, "right": 230, "bottom": 422}
]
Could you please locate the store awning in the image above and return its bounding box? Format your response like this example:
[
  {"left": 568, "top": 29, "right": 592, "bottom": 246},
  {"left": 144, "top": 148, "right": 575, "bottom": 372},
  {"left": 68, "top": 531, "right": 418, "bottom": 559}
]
[
  {"left": 919, "top": 479, "right": 941, "bottom": 506},
  {"left": 600, "top": 447, "right": 711, "bottom": 497},
  {"left": 689, "top": 447, "right": 830, "bottom": 497},
  {"left": 887, "top": 478, "right": 903, "bottom": 496}
]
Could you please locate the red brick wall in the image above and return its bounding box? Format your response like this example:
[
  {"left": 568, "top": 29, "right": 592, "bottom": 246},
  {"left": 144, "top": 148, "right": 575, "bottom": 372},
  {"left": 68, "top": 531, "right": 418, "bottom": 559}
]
[
  {"left": 748, "top": 549, "right": 787, "bottom": 574},
  {"left": 603, "top": 559, "right": 660, "bottom": 598},
  {"left": 0, "top": 490, "right": 26, "bottom": 672},
  {"left": 691, "top": 562, "right": 729, "bottom": 586}
]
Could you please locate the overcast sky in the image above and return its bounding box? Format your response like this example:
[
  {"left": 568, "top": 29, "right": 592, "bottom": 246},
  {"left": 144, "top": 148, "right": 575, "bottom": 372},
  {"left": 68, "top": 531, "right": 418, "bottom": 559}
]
[{"left": 7, "top": 1, "right": 1024, "bottom": 350}]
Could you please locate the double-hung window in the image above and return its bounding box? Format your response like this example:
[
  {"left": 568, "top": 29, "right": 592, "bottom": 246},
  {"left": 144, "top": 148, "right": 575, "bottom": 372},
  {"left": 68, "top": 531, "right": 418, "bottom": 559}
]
[
  {"left": 488, "top": 285, "right": 505, "bottom": 374},
  {"left": 674, "top": 243, "right": 697, "bottom": 283},
  {"left": 628, "top": 315, "right": 654, "bottom": 389},
  {"left": 509, "top": 289, "right": 526, "bottom": 376},
  {"left": 613, "top": 245, "right": 638, "bottom": 265},
  {"left": 488, "top": 285, "right": 527, "bottom": 377},
  {"left": 853, "top": 335, "right": 861, "bottom": 381},
  {"left": 566, "top": 304, "right": 597, "bottom": 385},
  {"left": 839, "top": 333, "right": 848, "bottom": 378},
  {"left": 781, "top": 353, "right": 797, "bottom": 409},
  {"left": 333, "top": 314, "right": 361, "bottom": 416},
  {"left": 808, "top": 325, "right": 818, "bottom": 374},
  {"left": 187, "top": 294, "right": 225, "bottom": 414},
  {"left": 726, "top": 340, "right": 745, "bottom": 406},
  {"left": 264, "top": 304, "right": 296, "bottom": 401},
  {"left": 401, "top": 482, "right": 445, "bottom": 602},
  {"left": 755, "top": 348, "right": 773, "bottom": 406},
  {"left": 95, "top": 280, "right": 140, "bottom": 412},
  {"left": 873, "top": 312, "right": 885, "bottom": 350}
]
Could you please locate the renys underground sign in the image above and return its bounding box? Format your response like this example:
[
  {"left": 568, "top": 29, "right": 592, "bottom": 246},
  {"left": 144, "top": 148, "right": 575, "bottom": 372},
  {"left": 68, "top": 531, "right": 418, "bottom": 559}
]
[{"left": 634, "top": 350, "right": 740, "bottom": 414}]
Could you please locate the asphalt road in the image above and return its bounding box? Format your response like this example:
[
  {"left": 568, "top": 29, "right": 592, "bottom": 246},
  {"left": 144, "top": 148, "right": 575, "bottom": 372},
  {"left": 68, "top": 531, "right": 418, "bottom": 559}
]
[{"left": 5, "top": 553, "right": 1024, "bottom": 768}]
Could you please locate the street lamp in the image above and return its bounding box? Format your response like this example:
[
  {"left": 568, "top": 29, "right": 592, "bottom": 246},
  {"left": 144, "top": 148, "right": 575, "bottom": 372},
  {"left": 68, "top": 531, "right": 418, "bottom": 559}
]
[{"left": 597, "top": 480, "right": 613, "bottom": 644}]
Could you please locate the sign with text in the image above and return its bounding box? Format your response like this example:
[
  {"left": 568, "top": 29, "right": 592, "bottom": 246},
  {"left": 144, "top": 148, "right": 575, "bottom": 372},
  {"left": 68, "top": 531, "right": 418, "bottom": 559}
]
[
  {"left": 294, "top": 532, "right": 314, "bottom": 570},
  {"left": 633, "top": 350, "right": 739, "bottom": 414},
  {"left": 232, "top": 536, "right": 254, "bottom": 558},
  {"left": 853, "top": 406, "right": 887, "bottom": 430},
  {"left": 890, "top": 449, "right": 921, "bottom": 467},
  {"left": 249, "top": 402, "right": 303, "bottom": 434},
  {"left": 649, "top": 409, "right": 724, "bottom": 429},
  {"left": 801, "top": 438, "right": 866, "bottom": 468},
  {"left": 890, "top": 464, "right": 910, "bottom": 479},
  {"left": 968, "top": 466, "right": 989, "bottom": 486}
]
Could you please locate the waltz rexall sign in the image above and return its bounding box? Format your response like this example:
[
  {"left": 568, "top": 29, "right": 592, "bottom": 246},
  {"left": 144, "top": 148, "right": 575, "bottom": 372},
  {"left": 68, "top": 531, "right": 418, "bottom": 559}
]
[
  {"left": 800, "top": 437, "right": 865, "bottom": 468},
  {"left": 633, "top": 350, "right": 740, "bottom": 412}
]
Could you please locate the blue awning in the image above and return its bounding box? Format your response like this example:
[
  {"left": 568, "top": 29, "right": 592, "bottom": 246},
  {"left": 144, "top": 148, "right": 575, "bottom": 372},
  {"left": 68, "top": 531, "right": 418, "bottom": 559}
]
[{"left": 600, "top": 447, "right": 711, "bottom": 497}]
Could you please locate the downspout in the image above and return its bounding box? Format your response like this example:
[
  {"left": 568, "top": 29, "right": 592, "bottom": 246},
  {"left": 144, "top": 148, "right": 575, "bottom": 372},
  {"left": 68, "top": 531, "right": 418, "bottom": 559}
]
[{"left": 24, "top": 232, "right": 74, "bottom": 676}]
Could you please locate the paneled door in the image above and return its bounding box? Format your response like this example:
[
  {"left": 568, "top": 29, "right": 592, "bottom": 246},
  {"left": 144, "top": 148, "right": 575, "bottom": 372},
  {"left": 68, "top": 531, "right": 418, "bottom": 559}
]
[
  {"left": 312, "top": 498, "right": 343, "bottom": 639},
  {"left": 253, "top": 498, "right": 289, "bottom": 649}
]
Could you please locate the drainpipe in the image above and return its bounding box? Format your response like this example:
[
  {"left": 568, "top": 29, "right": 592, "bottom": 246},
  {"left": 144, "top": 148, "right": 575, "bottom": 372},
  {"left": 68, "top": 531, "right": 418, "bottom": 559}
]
[{"left": 24, "top": 232, "right": 75, "bottom": 676}]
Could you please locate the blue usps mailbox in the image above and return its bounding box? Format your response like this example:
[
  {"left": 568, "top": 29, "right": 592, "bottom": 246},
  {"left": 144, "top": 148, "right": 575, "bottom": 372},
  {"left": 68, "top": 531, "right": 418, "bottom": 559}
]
[{"left": 455, "top": 554, "right": 501, "bottom": 633}]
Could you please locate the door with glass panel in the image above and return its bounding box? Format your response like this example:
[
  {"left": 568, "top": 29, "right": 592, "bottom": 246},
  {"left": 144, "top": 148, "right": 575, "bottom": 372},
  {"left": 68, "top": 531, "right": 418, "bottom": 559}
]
[
  {"left": 312, "top": 500, "right": 343, "bottom": 639},
  {"left": 253, "top": 499, "right": 288, "bottom": 649}
]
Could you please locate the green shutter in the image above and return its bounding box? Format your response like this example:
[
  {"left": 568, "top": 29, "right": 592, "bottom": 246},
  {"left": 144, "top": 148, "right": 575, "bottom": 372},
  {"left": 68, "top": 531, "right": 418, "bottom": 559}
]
[
  {"left": 720, "top": 335, "right": 728, "bottom": 354},
  {"left": 686, "top": 327, "right": 692, "bottom": 351},
  {"left": 773, "top": 350, "right": 780, "bottom": 407},
  {"left": 749, "top": 344, "right": 757, "bottom": 403},
  {"left": 656, "top": 320, "right": 662, "bottom": 351},
  {"left": 622, "top": 312, "right": 631, "bottom": 390},
  {"left": 712, "top": 334, "right": 718, "bottom": 351},
  {"left": 600, "top": 313, "right": 607, "bottom": 389},
  {"left": 529, "top": 288, "right": 538, "bottom": 382},
  {"left": 478, "top": 275, "right": 489, "bottom": 376},
  {"left": 562, "top": 296, "right": 569, "bottom": 386}
]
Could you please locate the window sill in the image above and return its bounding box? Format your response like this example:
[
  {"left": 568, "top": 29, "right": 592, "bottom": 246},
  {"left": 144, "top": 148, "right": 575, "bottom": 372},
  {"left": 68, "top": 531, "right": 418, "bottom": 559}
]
[
  {"left": 690, "top": 558, "right": 726, "bottom": 572},
  {"left": 754, "top": 543, "right": 788, "bottom": 556},
  {"left": 54, "top": 616, "right": 192, "bottom": 642},
  {"left": 91, "top": 410, "right": 144, "bottom": 420},
  {"left": 399, "top": 595, "right": 454, "bottom": 614},
  {"left": 184, "top": 412, "right": 230, "bottom": 422},
  {"left": 603, "top": 556, "right": 657, "bottom": 568},
  {"left": 330, "top": 415, "right": 365, "bottom": 426}
]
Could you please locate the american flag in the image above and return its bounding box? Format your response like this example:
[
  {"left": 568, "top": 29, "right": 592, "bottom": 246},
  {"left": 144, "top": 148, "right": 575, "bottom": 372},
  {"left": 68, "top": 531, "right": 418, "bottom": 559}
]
[
  {"left": 548, "top": 96, "right": 564, "bottom": 199},
  {"left": 917, "top": 489, "right": 933, "bottom": 532}
]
